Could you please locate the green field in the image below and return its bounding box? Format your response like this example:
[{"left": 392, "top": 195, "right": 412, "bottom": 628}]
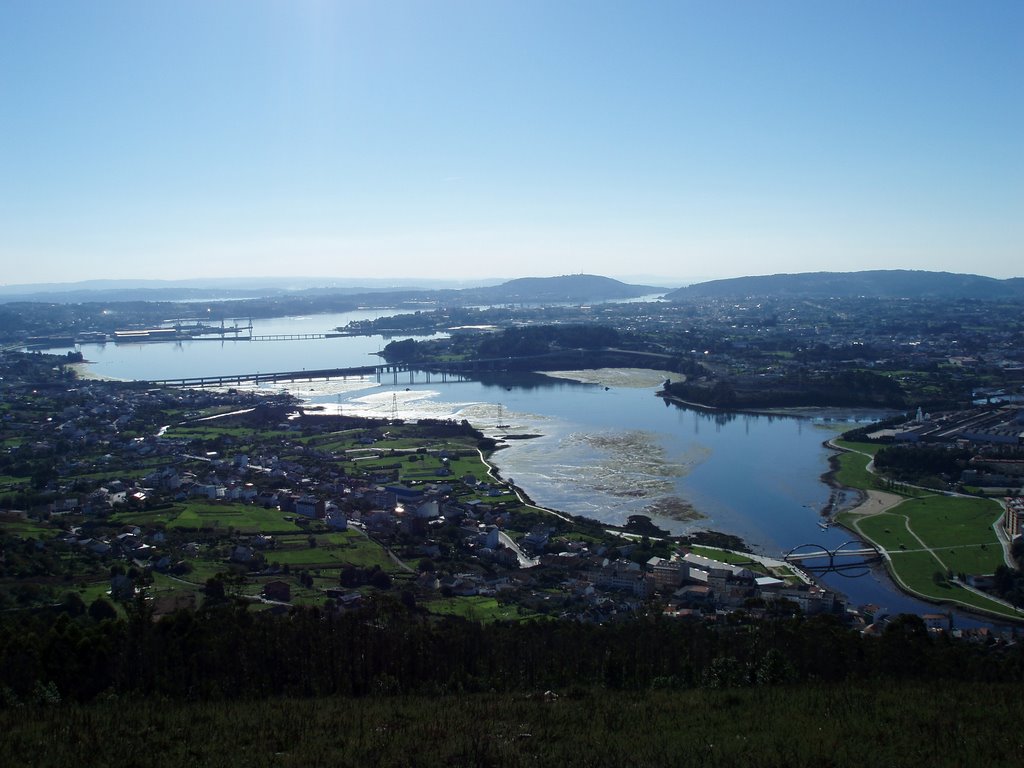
[
  {"left": 833, "top": 439, "right": 884, "bottom": 456},
  {"left": 263, "top": 530, "right": 402, "bottom": 572},
  {"left": 886, "top": 549, "right": 948, "bottom": 585},
  {"left": 163, "top": 425, "right": 290, "bottom": 440},
  {"left": 831, "top": 451, "right": 879, "bottom": 491},
  {"left": 426, "top": 595, "right": 537, "bottom": 622},
  {"left": 854, "top": 512, "right": 916, "bottom": 551},
  {"left": 936, "top": 545, "right": 1004, "bottom": 576},
  {"left": 842, "top": 492, "right": 1018, "bottom": 619},
  {"left": 900, "top": 496, "right": 1002, "bottom": 548},
  {"left": 109, "top": 507, "right": 181, "bottom": 526},
  {"left": 831, "top": 450, "right": 928, "bottom": 498},
  {"left": 0, "top": 517, "right": 56, "bottom": 538},
  {"left": 73, "top": 580, "right": 118, "bottom": 605},
  {"left": 851, "top": 497, "right": 1003, "bottom": 570},
  {"left": 167, "top": 502, "right": 304, "bottom": 533},
  {"left": 177, "top": 559, "right": 231, "bottom": 584},
  {"left": 885, "top": 550, "right": 1018, "bottom": 615}
]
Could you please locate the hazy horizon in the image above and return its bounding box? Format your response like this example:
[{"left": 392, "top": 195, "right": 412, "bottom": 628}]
[{"left": 2, "top": 2, "right": 1021, "bottom": 284}]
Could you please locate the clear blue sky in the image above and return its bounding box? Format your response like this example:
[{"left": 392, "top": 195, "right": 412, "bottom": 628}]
[{"left": 1, "top": 1, "right": 1021, "bottom": 285}]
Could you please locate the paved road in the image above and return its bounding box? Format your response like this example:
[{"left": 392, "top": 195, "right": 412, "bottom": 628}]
[{"left": 498, "top": 531, "right": 539, "bottom": 569}]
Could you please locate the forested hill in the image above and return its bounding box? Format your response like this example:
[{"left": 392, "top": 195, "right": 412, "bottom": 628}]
[
  {"left": 666, "top": 270, "right": 1024, "bottom": 300},
  {"left": 463, "top": 274, "right": 664, "bottom": 303}
]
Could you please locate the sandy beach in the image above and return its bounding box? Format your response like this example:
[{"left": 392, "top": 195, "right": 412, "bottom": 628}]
[
  {"left": 540, "top": 368, "right": 676, "bottom": 388},
  {"left": 843, "top": 488, "right": 905, "bottom": 516}
]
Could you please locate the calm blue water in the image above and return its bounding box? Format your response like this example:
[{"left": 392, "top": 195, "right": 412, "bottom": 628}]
[
  {"left": 63, "top": 311, "right": 444, "bottom": 381},
  {"left": 56, "top": 319, "right": 997, "bottom": 626}
]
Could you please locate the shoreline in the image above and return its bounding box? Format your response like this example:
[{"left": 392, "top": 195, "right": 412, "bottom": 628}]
[
  {"left": 69, "top": 361, "right": 129, "bottom": 382},
  {"left": 658, "top": 390, "right": 901, "bottom": 422},
  {"left": 480, "top": 443, "right": 741, "bottom": 546},
  {"left": 823, "top": 439, "right": 1023, "bottom": 624}
]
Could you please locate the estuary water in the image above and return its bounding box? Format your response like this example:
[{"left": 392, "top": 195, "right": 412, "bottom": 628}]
[{"left": 55, "top": 312, "right": 994, "bottom": 624}]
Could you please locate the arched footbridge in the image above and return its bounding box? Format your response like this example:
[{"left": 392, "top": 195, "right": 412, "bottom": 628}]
[{"left": 784, "top": 541, "right": 883, "bottom": 576}]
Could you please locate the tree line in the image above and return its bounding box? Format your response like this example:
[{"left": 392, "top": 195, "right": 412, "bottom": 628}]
[{"left": 2, "top": 597, "right": 1020, "bottom": 706}]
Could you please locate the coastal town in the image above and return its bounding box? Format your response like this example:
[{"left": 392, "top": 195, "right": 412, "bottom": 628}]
[
  {"left": 0, "top": 351, "right": 844, "bottom": 624},
  {"left": 3, "top": 340, "right": 1022, "bottom": 638}
]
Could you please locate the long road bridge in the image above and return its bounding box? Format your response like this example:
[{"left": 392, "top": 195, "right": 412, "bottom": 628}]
[
  {"left": 144, "top": 348, "right": 679, "bottom": 388},
  {"left": 250, "top": 332, "right": 357, "bottom": 341},
  {"left": 146, "top": 363, "right": 477, "bottom": 388}
]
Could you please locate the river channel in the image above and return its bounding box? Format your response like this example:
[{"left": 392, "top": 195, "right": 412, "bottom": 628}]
[{"left": 55, "top": 310, "right": 998, "bottom": 626}]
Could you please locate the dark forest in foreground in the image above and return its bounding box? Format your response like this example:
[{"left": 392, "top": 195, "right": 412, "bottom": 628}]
[
  {"left": 3, "top": 598, "right": 1023, "bottom": 703},
  {"left": 7, "top": 584, "right": 1024, "bottom": 767},
  {"left": 4, "top": 683, "right": 1022, "bottom": 768}
]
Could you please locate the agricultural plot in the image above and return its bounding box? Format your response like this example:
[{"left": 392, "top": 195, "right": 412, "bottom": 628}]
[
  {"left": 73, "top": 580, "right": 122, "bottom": 607},
  {"left": 0, "top": 517, "right": 55, "bottom": 538},
  {"left": 180, "top": 559, "right": 233, "bottom": 584},
  {"left": 163, "top": 425, "right": 284, "bottom": 440},
  {"left": 110, "top": 507, "right": 181, "bottom": 526},
  {"left": 264, "top": 530, "right": 402, "bottom": 573},
  {"left": 426, "top": 595, "right": 536, "bottom": 622},
  {"left": 167, "top": 502, "right": 303, "bottom": 533}
]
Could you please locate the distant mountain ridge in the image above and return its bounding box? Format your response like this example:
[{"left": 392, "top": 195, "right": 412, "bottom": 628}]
[
  {"left": 666, "top": 270, "right": 1024, "bottom": 300},
  {"left": 461, "top": 274, "right": 663, "bottom": 303},
  {"left": 0, "top": 274, "right": 664, "bottom": 305}
]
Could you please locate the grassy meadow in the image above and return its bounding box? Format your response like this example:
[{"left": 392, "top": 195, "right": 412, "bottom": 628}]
[{"left": 831, "top": 441, "right": 1019, "bottom": 619}]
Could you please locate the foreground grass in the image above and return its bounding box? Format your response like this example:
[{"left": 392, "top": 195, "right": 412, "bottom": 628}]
[{"left": 4, "top": 684, "right": 1023, "bottom": 768}]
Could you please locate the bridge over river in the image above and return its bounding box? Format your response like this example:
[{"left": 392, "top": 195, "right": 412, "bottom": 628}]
[
  {"left": 784, "top": 541, "right": 883, "bottom": 575},
  {"left": 146, "top": 362, "right": 476, "bottom": 388},
  {"left": 144, "top": 348, "right": 678, "bottom": 389}
]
